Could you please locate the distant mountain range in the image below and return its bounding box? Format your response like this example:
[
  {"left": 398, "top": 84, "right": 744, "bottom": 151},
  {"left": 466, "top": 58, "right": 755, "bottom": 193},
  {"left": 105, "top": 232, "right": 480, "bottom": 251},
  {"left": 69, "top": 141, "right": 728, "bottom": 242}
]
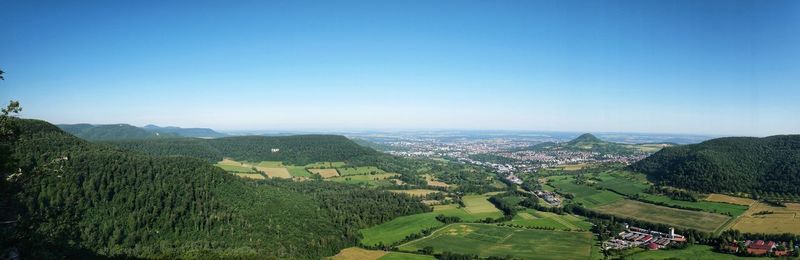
[
  {"left": 57, "top": 123, "right": 226, "bottom": 140},
  {"left": 631, "top": 135, "right": 800, "bottom": 196},
  {"left": 516, "top": 133, "right": 675, "bottom": 155}
]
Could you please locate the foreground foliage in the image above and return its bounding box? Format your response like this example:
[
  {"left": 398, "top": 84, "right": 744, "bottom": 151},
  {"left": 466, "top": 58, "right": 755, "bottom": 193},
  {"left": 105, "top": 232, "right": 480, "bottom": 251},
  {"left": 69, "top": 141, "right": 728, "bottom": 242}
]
[{"left": 0, "top": 119, "right": 428, "bottom": 258}]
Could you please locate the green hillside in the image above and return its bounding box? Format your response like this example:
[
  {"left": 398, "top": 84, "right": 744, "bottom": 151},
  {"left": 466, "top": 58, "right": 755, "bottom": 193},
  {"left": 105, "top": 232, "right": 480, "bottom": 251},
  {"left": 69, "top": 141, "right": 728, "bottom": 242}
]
[
  {"left": 108, "top": 134, "right": 378, "bottom": 165},
  {"left": 142, "top": 124, "right": 227, "bottom": 138},
  {"left": 630, "top": 135, "right": 800, "bottom": 196},
  {"left": 1, "top": 118, "right": 428, "bottom": 258},
  {"left": 58, "top": 123, "right": 179, "bottom": 140}
]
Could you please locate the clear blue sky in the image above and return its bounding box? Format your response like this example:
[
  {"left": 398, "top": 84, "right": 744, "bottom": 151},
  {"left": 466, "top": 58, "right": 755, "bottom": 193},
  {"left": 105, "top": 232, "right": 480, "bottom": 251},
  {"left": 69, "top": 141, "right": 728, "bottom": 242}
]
[{"left": 1, "top": 0, "right": 798, "bottom": 136}]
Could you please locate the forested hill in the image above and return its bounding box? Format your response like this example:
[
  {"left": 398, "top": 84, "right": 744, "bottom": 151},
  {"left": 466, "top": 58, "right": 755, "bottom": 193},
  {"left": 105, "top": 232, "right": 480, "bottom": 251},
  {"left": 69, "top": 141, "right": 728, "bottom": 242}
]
[
  {"left": 630, "top": 135, "right": 800, "bottom": 196},
  {"left": 0, "top": 118, "right": 428, "bottom": 258},
  {"left": 58, "top": 123, "right": 227, "bottom": 140},
  {"left": 142, "top": 124, "right": 227, "bottom": 138},
  {"left": 58, "top": 123, "right": 179, "bottom": 140},
  {"left": 108, "top": 134, "right": 378, "bottom": 165}
]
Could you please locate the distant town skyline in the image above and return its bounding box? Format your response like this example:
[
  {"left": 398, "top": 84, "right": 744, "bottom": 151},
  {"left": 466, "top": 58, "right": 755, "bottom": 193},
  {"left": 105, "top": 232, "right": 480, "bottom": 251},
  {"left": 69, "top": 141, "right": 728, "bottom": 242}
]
[{"left": 2, "top": 0, "right": 798, "bottom": 136}]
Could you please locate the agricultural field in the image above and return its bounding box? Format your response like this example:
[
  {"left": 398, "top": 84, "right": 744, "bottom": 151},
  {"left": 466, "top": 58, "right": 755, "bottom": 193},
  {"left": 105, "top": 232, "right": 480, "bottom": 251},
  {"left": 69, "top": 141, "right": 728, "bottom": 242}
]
[
  {"left": 433, "top": 204, "right": 503, "bottom": 222},
  {"left": 431, "top": 194, "right": 504, "bottom": 221},
  {"left": 730, "top": 201, "right": 800, "bottom": 234},
  {"left": 286, "top": 165, "right": 312, "bottom": 177},
  {"left": 329, "top": 247, "right": 434, "bottom": 260},
  {"left": 704, "top": 194, "right": 757, "bottom": 206},
  {"left": 260, "top": 167, "right": 292, "bottom": 178},
  {"left": 359, "top": 212, "right": 444, "bottom": 247},
  {"left": 255, "top": 161, "right": 283, "bottom": 167},
  {"left": 305, "top": 161, "right": 346, "bottom": 168},
  {"left": 593, "top": 200, "right": 730, "bottom": 232},
  {"left": 328, "top": 173, "right": 398, "bottom": 186},
  {"left": 462, "top": 194, "right": 504, "bottom": 215},
  {"left": 507, "top": 209, "right": 592, "bottom": 231},
  {"left": 309, "top": 168, "right": 340, "bottom": 178},
  {"left": 423, "top": 174, "right": 450, "bottom": 188},
  {"left": 214, "top": 158, "right": 257, "bottom": 173},
  {"left": 547, "top": 176, "right": 624, "bottom": 208},
  {"left": 398, "top": 223, "right": 594, "bottom": 259},
  {"left": 571, "top": 172, "right": 748, "bottom": 217},
  {"left": 622, "top": 245, "right": 768, "bottom": 260},
  {"left": 377, "top": 252, "right": 434, "bottom": 260},
  {"left": 234, "top": 173, "right": 265, "bottom": 180},
  {"left": 337, "top": 166, "right": 385, "bottom": 176},
  {"left": 389, "top": 189, "right": 441, "bottom": 197}
]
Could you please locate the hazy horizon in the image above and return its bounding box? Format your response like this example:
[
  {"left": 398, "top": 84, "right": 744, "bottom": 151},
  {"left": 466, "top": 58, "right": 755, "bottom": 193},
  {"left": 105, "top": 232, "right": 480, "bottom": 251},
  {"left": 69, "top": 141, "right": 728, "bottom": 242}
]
[{"left": 3, "top": 0, "right": 799, "bottom": 136}]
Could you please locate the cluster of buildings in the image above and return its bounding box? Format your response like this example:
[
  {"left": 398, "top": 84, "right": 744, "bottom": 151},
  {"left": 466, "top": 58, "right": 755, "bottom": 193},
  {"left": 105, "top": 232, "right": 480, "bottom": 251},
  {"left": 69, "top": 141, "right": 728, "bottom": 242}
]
[
  {"left": 722, "top": 240, "right": 791, "bottom": 256},
  {"left": 604, "top": 226, "right": 685, "bottom": 251},
  {"left": 505, "top": 173, "right": 523, "bottom": 185},
  {"left": 533, "top": 190, "right": 561, "bottom": 205}
]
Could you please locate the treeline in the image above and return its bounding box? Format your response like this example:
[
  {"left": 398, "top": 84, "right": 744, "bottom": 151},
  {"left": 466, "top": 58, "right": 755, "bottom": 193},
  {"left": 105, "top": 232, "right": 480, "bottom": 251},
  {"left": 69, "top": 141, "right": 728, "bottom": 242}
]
[
  {"left": 57, "top": 123, "right": 179, "bottom": 140},
  {"left": 631, "top": 135, "right": 800, "bottom": 197},
  {"left": 467, "top": 153, "right": 517, "bottom": 165},
  {"left": 0, "top": 119, "right": 428, "bottom": 259}
]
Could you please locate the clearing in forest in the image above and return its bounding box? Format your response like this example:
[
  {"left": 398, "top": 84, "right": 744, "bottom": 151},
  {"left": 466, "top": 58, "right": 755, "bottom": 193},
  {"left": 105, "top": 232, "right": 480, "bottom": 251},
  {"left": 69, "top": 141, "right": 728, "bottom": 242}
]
[
  {"left": 260, "top": 167, "right": 292, "bottom": 178},
  {"left": 389, "top": 189, "right": 440, "bottom": 197},
  {"left": 310, "top": 168, "right": 340, "bottom": 178},
  {"left": 235, "top": 173, "right": 265, "bottom": 180}
]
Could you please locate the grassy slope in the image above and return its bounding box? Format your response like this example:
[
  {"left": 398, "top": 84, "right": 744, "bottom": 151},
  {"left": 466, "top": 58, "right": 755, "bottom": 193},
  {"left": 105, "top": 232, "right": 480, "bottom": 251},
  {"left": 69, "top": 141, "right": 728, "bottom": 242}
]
[
  {"left": 360, "top": 212, "right": 444, "bottom": 246},
  {"left": 399, "top": 223, "right": 593, "bottom": 260}
]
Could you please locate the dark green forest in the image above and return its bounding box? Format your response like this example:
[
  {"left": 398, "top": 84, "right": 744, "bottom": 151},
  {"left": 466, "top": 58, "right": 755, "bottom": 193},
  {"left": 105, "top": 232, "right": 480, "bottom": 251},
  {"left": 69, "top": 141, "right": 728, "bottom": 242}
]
[
  {"left": 1, "top": 119, "right": 429, "bottom": 258},
  {"left": 631, "top": 135, "right": 800, "bottom": 197},
  {"left": 57, "top": 123, "right": 180, "bottom": 140},
  {"left": 108, "top": 135, "right": 377, "bottom": 165}
]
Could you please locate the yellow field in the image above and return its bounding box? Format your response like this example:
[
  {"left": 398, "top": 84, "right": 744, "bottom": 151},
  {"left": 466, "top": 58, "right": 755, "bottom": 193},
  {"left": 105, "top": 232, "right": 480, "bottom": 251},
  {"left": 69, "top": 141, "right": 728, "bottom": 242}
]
[
  {"left": 310, "top": 168, "right": 340, "bottom": 178},
  {"left": 731, "top": 202, "right": 800, "bottom": 234},
  {"left": 235, "top": 173, "right": 265, "bottom": 180},
  {"left": 423, "top": 175, "right": 450, "bottom": 188},
  {"left": 704, "top": 194, "right": 757, "bottom": 206},
  {"left": 561, "top": 163, "right": 590, "bottom": 171},
  {"left": 329, "top": 247, "right": 387, "bottom": 260},
  {"left": 260, "top": 167, "right": 292, "bottom": 178},
  {"left": 389, "top": 189, "right": 440, "bottom": 196}
]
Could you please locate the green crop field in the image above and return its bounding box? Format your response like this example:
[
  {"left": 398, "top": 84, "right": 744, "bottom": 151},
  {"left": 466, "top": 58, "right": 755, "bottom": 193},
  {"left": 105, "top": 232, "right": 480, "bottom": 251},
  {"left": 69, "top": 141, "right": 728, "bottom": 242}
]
[
  {"left": 507, "top": 209, "right": 593, "bottom": 231},
  {"left": 433, "top": 204, "right": 503, "bottom": 222},
  {"left": 215, "top": 164, "right": 256, "bottom": 173},
  {"left": 255, "top": 161, "right": 283, "bottom": 167},
  {"left": 378, "top": 252, "right": 434, "bottom": 260},
  {"left": 337, "top": 166, "right": 385, "bottom": 176},
  {"left": 305, "top": 161, "right": 346, "bottom": 168},
  {"left": 360, "top": 212, "right": 444, "bottom": 246},
  {"left": 593, "top": 173, "right": 650, "bottom": 196},
  {"left": 328, "top": 173, "right": 398, "bottom": 186},
  {"left": 622, "top": 245, "right": 768, "bottom": 260},
  {"left": 593, "top": 200, "right": 730, "bottom": 232},
  {"left": 591, "top": 172, "right": 748, "bottom": 217},
  {"left": 285, "top": 165, "right": 312, "bottom": 177},
  {"left": 548, "top": 177, "right": 624, "bottom": 208},
  {"left": 637, "top": 194, "right": 748, "bottom": 217},
  {"left": 462, "top": 194, "right": 504, "bottom": 214},
  {"left": 398, "top": 223, "right": 594, "bottom": 259}
]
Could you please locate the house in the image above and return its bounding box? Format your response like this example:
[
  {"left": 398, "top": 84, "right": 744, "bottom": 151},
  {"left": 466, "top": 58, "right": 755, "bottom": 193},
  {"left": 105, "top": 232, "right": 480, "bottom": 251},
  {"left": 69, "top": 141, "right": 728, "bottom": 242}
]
[
  {"left": 647, "top": 242, "right": 659, "bottom": 250},
  {"left": 746, "top": 240, "right": 776, "bottom": 256}
]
